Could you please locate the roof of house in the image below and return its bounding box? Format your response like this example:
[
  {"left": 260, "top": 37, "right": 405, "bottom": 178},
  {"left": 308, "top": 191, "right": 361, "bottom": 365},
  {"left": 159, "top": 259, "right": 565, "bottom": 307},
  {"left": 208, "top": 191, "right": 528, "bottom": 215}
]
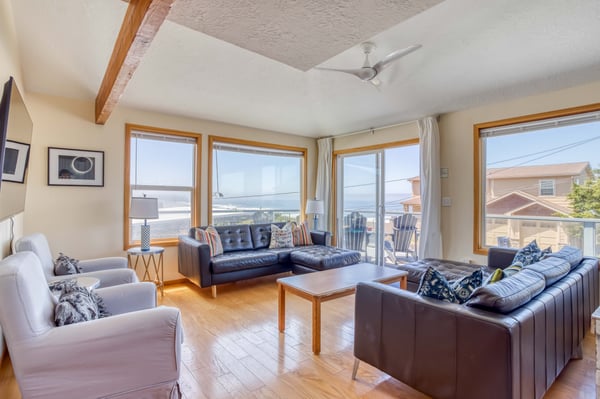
[
  {"left": 487, "top": 162, "right": 591, "bottom": 180},
  {"left": 486, "top": 190, "right": 572, "bottom": 216}
]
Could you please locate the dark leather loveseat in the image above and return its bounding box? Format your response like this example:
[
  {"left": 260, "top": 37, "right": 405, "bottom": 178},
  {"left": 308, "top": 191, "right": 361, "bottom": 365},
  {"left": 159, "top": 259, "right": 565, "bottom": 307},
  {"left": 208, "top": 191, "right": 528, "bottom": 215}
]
[
  {"left": 353, "top": 247, "right": 599, "bottom": 399},
  {"left": 178, "top": 223, "right": 360, "bottom": 297}
]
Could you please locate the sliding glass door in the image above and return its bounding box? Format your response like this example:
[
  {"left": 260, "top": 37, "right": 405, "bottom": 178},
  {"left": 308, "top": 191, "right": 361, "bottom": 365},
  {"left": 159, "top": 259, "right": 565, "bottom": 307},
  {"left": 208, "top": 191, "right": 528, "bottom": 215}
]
[{"left": 336, "top": 142, "right": 420, "bottom": 265}]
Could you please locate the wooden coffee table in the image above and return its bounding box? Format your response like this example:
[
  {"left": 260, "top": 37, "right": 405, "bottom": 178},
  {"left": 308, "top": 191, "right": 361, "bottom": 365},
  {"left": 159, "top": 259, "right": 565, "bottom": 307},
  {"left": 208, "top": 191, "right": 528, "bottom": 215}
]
[{"left": 277, "top": 263, "right": 407, "bottom": 355}]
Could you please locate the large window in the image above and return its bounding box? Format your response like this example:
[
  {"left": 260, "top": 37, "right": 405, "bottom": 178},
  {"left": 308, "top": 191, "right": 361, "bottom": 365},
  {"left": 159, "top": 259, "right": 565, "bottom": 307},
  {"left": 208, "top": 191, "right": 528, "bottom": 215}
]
[
  {"left": 209, "top": 137, "right": 306, "bottom": 225},
  {"left": 124, "top": 124, "right": 200, "bottom": 248},
  {"left": 475, "top": 104, "right": 600, "bottom": 255}
]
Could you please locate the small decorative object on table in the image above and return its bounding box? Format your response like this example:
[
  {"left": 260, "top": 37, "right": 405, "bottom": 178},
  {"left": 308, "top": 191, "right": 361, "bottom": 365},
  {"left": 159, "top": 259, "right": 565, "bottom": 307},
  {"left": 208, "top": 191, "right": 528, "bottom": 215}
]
[{"left": 127, "top": 246, "right": 164, "bottom": 296}]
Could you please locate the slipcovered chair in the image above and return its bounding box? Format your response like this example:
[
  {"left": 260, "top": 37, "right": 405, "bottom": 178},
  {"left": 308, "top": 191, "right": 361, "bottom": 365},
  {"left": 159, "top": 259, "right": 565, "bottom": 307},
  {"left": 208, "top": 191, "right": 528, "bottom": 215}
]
[
  {"left": 0, "top": 251, "right": 183, "bottom": 399},
  {"left": 15, "top": 232, "right": 137, "bottom": 287}
]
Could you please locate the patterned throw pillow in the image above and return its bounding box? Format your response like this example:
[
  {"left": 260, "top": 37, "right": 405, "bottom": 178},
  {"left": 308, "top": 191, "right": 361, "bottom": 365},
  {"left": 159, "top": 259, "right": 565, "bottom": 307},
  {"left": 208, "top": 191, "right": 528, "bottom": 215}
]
[
  {"left": 194, "top": 226, "right": 224, "bottom": 257},
  {"left": 417, "top": 266, "right": 483, "bottom": 304},
  {"left": 54, "top": 253, "right": 81, "bottom": 276},
  {"left": 54, "top": 283, "right": 109, "bottom": 326},
  {"left": 291, "top": 221, "right": 313, "bottom": 246},
  {"left": 512, "top": 240, "right": 552, "bottom": 266},
  {"left": 269, "top": 224, "right": 294, "bottom": 249}
]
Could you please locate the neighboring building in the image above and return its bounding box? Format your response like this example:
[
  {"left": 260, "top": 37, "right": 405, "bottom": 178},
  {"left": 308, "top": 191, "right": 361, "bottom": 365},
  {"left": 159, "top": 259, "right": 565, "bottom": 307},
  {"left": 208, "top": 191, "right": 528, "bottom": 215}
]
[{"left": 399, "top": 176, "right": 421, "bottom": 213}]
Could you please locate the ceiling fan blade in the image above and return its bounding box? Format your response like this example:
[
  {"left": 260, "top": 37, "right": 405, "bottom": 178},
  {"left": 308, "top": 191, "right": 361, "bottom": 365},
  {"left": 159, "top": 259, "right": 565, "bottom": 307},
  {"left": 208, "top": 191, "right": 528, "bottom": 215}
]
[
  {"left": 373, "top": 44, "right": 422, "bottom": 73},
  {"left": 315, "top": 67, "right": 377, "bottom": 81}
]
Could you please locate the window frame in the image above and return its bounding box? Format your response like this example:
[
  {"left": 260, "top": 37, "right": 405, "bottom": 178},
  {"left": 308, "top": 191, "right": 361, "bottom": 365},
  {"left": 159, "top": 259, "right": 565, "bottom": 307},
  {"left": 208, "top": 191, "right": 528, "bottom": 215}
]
[
  {"left": 124, "top": 124, "right": 201, "bottom": 249},
  {"left": 473, "top": 102, "right": 600, "bottom": 255},
  {"left": 207, "top": 135, "right": 307, "bottom": 225},
  {"left": 539, "top": 179, "right": 555, "bottom": 196}
]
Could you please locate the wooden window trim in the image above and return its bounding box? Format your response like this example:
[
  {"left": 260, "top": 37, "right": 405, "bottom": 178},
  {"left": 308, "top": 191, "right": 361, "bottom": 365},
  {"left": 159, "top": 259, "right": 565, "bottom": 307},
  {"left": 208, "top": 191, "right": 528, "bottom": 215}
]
[
  {"left": 473, "top": 102, "right": 600, "bottom": 255},
  {"left": 207, "top": 135, "right": 307, "bottom": 225},
  {"left": 123, "top": 123, "right": 201, "bottom": 250}
]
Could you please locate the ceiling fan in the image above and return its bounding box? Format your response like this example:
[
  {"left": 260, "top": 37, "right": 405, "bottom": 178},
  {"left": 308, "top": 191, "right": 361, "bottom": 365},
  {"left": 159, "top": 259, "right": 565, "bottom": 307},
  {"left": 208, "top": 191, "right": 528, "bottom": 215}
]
[{"left": 316, "top": 42, "right": 422, "bottom": 86}]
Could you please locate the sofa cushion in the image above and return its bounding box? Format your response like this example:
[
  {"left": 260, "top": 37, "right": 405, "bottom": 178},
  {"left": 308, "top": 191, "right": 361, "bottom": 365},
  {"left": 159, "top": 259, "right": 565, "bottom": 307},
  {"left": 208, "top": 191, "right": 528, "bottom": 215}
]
[
  {"left": 451, "top": 268, "right": 484, "bottom": 303},
  {"left": 261, "top": 247, "right": 297, "bottom": 263},
  {"left": 417, "top": 266, "right": 483, "bottom": 304},
  {"left": 269, "top": 224, "right": 294, "bottom": 249},
  {"left": 467, "top": 269, "right": 546, "bottom": 313},
  {"left": 249, "top": 223, "right": 285, "bottom": 250},
  {"left": 513, "top": 239, "right": 551, "bottom": 266},
  {"left": 290, "top": 246, "right": 360, "bottom": 271},
  {"left": 291, "top": 221, "right": 313, "bottom": 246},
  {"left": 396, "top": 258, "right": 493, "bottom": 286},
  {"left": 195, "top": 226, "right": 224, "bottom": 256},
  {"left": 525, "top": 257, "right": 570, "bottom": 286},
  {"left": 211, "top": 251, "right": 279, "bottom": 274},
  {"left": 215, "top": 225, "right": 254, "bottom": 252},
  {"left": 543, "top": 245, "right": 583, "bottom": 270}
]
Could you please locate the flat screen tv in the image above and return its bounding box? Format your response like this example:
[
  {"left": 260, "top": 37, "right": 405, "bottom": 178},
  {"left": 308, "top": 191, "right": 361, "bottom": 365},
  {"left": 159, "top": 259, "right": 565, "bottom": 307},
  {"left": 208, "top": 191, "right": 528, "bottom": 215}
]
[{"left": 0, "top": 76, "right": 33, "bottom": 222}]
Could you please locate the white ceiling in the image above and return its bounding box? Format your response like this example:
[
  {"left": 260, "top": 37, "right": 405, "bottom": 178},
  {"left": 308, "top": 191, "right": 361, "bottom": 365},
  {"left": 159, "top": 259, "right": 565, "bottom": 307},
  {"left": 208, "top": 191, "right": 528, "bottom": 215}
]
[{"left": 9, "top": 0, "right": 600, "bottom": 137}]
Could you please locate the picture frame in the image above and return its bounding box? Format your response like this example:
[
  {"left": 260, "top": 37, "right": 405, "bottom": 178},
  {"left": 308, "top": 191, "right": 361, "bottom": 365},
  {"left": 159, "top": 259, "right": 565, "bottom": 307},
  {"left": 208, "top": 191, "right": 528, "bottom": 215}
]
[
  {"left": 2, "top": 140, "right": 30, "bottom": 183},
  {"left": 48, "top": 147, "right": 104, "bottom": 187}
]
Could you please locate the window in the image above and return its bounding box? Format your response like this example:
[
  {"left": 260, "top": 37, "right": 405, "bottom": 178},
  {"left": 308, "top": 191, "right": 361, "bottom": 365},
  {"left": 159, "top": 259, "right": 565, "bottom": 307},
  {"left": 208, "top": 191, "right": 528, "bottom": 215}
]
[
  {"left": 209, "top": 137, "right": 306, "bottom": 225},
  {"left": 475, "top": 104, "right": 600, "bottom": 255},
  {"left": 124, "top": 124, "right": 200, "bottom": 248},
  {"left": 539, "top": 179, "right": 555, "bottom": 196}
]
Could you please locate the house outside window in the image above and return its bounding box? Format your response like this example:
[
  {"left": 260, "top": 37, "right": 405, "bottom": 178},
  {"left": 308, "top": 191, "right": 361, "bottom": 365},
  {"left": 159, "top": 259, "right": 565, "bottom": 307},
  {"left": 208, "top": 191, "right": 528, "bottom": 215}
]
[
  {"left": 539, "top": 179, "right": 555, "bottom": 196},
  {"left": 475, "top": 105, "right": 600, "bottom": 256},
  {"left": 124, "top": 124, "right": 200, "bottom": 248},
  {"left": 209, "top": 137, "right": 306, "bottom": 225}
]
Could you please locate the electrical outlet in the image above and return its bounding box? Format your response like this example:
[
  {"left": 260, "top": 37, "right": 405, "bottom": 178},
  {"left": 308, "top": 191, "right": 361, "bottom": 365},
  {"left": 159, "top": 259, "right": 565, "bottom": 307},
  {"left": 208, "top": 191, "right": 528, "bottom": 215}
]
[
  {"left": 441, "top": 168, "right": 449, "bottom": 178},
  {"left": 442, "top": 197, "right": 452, "bottom": 207}
]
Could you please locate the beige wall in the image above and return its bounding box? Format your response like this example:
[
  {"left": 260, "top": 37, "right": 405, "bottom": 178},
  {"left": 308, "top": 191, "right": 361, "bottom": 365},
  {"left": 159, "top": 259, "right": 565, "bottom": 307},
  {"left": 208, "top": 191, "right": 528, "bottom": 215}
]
[
  {"left": 24, "top": 93, "right": 317, "bottom": 282},
  {"left": 490, "top": 176, "right": 573, "bottom": 198},
  {"left": 440, "top": 80, "right": 600, "bottom": 264}
]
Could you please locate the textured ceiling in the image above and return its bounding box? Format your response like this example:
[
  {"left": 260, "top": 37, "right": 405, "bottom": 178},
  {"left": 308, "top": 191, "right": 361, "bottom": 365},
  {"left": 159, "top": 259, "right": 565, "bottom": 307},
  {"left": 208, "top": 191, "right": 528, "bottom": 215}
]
[
  {"left": 168, "top": 0, "right": 443, "bottom": 71},
  {"left": 8, "top": 0, "right": 600, "bottom": 137}
]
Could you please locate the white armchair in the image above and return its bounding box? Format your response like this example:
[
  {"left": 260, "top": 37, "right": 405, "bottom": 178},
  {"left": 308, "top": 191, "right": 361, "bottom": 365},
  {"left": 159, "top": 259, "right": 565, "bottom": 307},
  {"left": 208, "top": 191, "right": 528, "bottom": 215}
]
[
  {"left": 15, "top": 233, "right": 137, "bottom": 287},
  {"left": 0, "top": 251, "right": 183, "bottom": 399}
]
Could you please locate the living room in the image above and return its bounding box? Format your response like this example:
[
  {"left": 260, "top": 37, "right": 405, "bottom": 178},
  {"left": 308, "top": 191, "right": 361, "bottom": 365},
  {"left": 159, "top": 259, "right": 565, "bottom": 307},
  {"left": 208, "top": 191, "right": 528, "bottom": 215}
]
[{"left": 1, "top": 0, "right": 600, "bottom": 398}]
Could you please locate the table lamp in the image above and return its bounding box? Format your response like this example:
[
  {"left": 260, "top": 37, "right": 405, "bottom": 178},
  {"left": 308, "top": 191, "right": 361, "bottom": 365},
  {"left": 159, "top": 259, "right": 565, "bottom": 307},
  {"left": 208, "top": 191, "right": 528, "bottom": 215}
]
[
  {"left": 305, "top": 199, "right": 324, "bottom": 230},
  {"left": 130, "top": 195, "right": 159, "bottom": 251}
]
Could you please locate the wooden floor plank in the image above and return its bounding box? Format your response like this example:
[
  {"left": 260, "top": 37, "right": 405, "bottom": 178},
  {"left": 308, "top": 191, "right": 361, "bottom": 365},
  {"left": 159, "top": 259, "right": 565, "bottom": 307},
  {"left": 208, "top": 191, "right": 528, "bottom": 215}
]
[{"left": 0, "top": 276, "right": 596, "bottom": 398}]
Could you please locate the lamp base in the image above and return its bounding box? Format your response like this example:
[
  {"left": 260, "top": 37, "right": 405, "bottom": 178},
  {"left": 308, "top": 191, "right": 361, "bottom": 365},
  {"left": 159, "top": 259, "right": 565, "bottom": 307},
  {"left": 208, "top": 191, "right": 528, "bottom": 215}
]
[
  {"left": 141, "top": 224, "right": 151, "bottom": 251},
  {"left": 313, "top": 215, "right": 319, "bottom": 231}
]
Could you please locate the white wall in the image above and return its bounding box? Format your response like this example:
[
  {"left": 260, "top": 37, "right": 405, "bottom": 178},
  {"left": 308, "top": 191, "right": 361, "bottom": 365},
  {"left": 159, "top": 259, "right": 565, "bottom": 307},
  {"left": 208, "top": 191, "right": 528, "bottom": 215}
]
[
  {"left": 440, "top": 80, "right": 600, "bottom": 264},
  {"left": 24, "top": 93, "right": 317, "bottom": 282}
]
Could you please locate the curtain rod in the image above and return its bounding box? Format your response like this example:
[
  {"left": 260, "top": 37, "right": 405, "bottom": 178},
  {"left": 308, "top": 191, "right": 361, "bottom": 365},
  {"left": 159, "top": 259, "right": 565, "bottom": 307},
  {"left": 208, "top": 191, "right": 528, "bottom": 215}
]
[{"left": 320, "top": 119, "right": 419, "bottom": 140}]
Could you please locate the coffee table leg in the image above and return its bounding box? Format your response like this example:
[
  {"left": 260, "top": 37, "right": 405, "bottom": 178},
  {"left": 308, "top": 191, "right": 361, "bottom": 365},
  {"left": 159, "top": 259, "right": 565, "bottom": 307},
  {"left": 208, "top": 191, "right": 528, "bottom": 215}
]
[
  {"left": 400, "top": 275, "right": 407, "bottom": 290},
  {"left": 312, "top": 298, "right": 321, "bottom": 355},
  {"left": 278, "top": 283, "right": 285, "bottom": 332}
]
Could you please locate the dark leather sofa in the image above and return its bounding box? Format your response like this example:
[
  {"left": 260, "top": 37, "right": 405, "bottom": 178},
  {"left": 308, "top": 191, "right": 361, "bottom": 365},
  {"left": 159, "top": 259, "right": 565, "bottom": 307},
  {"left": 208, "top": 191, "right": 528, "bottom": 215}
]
[
  {"left": 178, "top": 223, "right": 360, "bottom": 297},
  {"left": 353, "top": 247, "right": 599, "bottom": 399}
]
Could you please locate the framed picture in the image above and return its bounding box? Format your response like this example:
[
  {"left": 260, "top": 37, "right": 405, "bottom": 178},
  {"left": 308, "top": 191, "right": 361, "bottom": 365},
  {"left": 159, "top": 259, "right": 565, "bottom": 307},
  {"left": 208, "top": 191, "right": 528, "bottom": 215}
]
[
  {"left": 48, "top": 147, "right": 104, "bottom": 187},
  {"left": 2, "top": 140, "right": 30, "bottom": 183}
]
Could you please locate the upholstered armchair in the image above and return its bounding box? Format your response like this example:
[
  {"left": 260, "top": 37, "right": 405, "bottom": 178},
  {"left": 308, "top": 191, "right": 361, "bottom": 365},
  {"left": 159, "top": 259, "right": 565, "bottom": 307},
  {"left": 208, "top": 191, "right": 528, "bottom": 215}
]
[
  {"left": 15, "top": 233, "right": 137, "bottom": 287},
  {"left": 0, "top": 251, "right": 183, "bottom": 399}
]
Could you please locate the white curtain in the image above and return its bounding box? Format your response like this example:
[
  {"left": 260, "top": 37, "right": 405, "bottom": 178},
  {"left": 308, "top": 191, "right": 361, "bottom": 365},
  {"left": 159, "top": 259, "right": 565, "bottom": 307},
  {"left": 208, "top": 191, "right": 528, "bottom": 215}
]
[
  {"left": 315, "top": 138, "right": 332, "bottom": 231},
  {"left": 418, "top": 116, "right": 443, "bottom": 259}
]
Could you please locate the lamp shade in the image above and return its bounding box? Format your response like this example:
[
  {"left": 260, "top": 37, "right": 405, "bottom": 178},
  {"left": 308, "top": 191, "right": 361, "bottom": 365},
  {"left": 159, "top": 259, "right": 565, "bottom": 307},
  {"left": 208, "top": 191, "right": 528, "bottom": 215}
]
[
  {"left": 129, "top": 197, "right": 159, "bottom": 219},
  {"left": 305, "top": 199, "right": 324, "bottom": 215}
]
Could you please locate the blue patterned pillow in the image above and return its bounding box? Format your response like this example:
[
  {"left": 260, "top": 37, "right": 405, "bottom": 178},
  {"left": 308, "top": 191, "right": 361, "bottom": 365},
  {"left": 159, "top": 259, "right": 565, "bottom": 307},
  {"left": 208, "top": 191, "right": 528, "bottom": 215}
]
[
  {"left": 512, "top": 240, "right": 551, "bottom": 266},
  {"left": 451, "top": 268, "right": 484, "bottom": 304},
  {"left": 417, "top": 267, "right": 457, "bottom": 303}
]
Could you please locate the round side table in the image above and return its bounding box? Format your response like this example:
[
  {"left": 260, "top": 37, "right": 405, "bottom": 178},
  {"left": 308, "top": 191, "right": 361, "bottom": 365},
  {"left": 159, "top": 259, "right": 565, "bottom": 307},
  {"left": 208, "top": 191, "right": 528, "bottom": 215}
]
[{"left": 127, "top": 246, "right": 165, "bottom": 296}]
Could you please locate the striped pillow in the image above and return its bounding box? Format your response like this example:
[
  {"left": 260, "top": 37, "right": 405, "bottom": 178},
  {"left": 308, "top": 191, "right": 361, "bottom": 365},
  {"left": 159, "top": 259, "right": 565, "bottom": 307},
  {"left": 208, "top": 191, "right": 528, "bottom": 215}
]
[
  {"left": 194, "top": 226, "right": 223, "bottom": 257},
  {"left": 291, "top": 221, "right": 313, "bottom": 246}
]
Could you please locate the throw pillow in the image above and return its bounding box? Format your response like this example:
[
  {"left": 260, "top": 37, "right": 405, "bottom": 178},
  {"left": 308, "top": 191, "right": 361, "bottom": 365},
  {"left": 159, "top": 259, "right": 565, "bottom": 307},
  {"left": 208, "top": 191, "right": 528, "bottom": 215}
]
[
  {"left": 194, "top": 226, "right": 224, "bottom": 257},
  {"left": 512, "top": 240, "right": 552, "bottom": 266},
  {"left": 269, "top": 224, "right": 294, "bottom": 249},
  {"left": 542, "top": 246, "right": 583, "bottom": 270},
  {"left": 54, "top": 253, "right": 81, "bottom": 276},
  {"left": 451, "top": 268, "right": 484, "bottom": 304},
  {"left": 54, "top": 284, "right": 109, "bottom": 326},
  {"left": 291, "top": 221, "right": 313, "bottom": 246},
  {"left": 417, "top": 267, "right": 458, "bottom": 303},
  {"left": 484, "top": 268, "right": 504, "bottom": 285}
]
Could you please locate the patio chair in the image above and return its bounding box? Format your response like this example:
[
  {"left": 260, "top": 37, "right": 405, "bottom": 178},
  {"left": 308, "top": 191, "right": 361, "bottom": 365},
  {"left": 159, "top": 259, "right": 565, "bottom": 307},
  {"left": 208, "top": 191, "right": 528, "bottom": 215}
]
[
  {"left": 385, "top": 213, "right": 418, "bottom": 264},
  {"left": 343, "top": 212, "right": 367, "bottom": 253}
]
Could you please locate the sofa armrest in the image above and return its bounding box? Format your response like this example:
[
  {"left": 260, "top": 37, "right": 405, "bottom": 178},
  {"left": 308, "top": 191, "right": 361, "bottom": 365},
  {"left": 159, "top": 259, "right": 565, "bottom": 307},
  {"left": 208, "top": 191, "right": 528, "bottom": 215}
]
[
  {"left": 18, "top": 307, "right": 182, "bottom": 399},
  {"left": 487, "top": 247, "right": 518, "bottom": 269},
  {"left": 78, "top": 257, "right": 128, "bottom": 272},
  {"left": 354, "top": 282, "right": 520, "bottom": 399},
  {"left": 94, "top": 282, "right": 157, "bottom": 315},
  {"left": 178, "top": 235, "right": 212, "bottom": 287},
  {"left": 310, "top": 230, "right": 331, "bottom": 246}
]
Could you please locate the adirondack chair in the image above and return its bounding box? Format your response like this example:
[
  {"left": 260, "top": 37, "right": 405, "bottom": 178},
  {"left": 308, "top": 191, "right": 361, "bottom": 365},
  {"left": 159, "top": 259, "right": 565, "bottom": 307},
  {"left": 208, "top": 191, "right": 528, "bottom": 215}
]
[
  {"left": 385, "top": 213, "right": 418, "bottom": 263},
  {"left": 343, "top": 212, "right": 367, "bottom": 254}
]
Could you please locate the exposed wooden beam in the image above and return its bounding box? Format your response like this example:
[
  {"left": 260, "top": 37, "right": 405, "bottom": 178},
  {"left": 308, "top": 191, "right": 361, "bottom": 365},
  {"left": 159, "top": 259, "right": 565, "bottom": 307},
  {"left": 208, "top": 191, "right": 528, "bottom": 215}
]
[{"left": 95, "top": 0, "right": 174, "bottom": 124}]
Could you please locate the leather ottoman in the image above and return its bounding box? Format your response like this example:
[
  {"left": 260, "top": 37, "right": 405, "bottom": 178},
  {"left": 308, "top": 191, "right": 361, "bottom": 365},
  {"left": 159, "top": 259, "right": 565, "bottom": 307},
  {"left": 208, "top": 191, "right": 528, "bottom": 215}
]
[{"left": 290, "top": 246, "right": 361, "bottom": 274}]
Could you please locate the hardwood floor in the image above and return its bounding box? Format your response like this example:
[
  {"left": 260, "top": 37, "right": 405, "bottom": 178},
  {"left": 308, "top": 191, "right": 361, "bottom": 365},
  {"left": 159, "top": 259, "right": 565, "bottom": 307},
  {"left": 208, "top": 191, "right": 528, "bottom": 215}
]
[{"left": 0, "top": 275, "right": 596, "bottom": 398}]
